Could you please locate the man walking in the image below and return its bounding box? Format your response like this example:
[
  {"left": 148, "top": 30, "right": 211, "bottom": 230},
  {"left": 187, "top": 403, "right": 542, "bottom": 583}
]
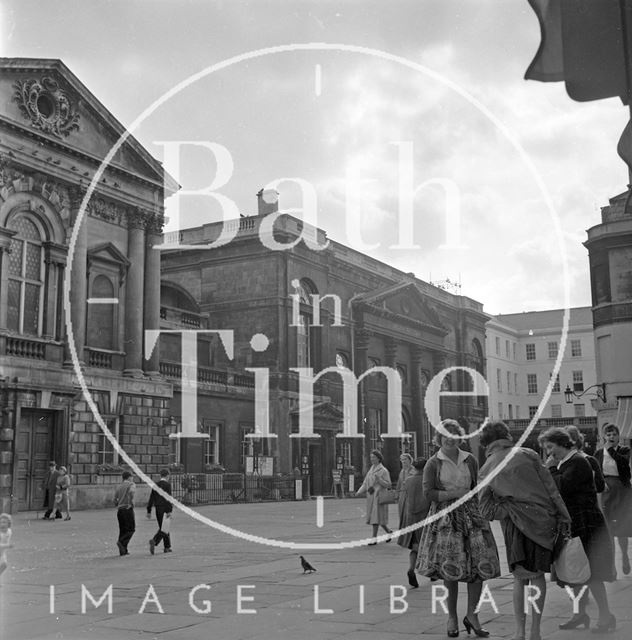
[
  {"left": 42, "top": 462, "right": 61, "bottom": 520},
  {"left": 113, "top": 471, "right": 135, "bottom": 556},
  {"left": 146, "top": 468, "right": 173, "bottom": 554}
]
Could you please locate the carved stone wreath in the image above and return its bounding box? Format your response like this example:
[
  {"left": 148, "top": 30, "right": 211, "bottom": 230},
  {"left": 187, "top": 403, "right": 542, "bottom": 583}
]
[{"left": 13, "top": 77, "right": 80, "bottom": 138}]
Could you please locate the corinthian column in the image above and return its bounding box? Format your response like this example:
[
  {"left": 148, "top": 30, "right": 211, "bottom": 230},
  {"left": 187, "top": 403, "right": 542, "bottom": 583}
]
[
  {"left": 124, "top": 208, "right": 146, "bottom": 377},
  {"left": 143, "top": 213, "right": 163, "bottom": 377}
]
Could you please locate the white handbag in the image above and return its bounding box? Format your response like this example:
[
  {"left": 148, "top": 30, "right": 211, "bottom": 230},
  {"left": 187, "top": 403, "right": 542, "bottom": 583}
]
[{"left": 553, "top": 536, "right": 591, "bottom": 584}]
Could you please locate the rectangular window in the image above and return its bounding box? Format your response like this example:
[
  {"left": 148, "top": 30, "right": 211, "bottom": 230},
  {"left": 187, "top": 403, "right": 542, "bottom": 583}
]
[
  {"left": 551, "top": 404, "right": 562, "bottom": 418},
  {"left": 97, "top": 418, "right": 119, "bottom": 465},
  {"left": 527, "top": 373, "right": 538, "bottom": 394},
  {"left": 514, "top": 373, "right": 518, "bottom": 394},
  {"left": 495, "top": 336, "right": 500, "bottom": 355},
  {"left": 340, "top": 441, "right": 352, "bottom": 467},
  {"left": 529, "top": 406, "right": 538, "bottom": 418},
  {"left": 505, "top": 340, "right": 510, "bottom": 358},
  {"left": 507, "top": 371, "right": 512, "bottom": 394},
  {"left": 526, "top": 343, "right": 536, "bottom": 360},
  {"left": 513, "top": 343, "right": 517, "bottom": 360},
  {"left": 296, "top": 313, "right": 311, "bottom": 367},
  {"left": 515, "top": 406, "right": 520, "bottom": 419},
  {"left": 572, "top": 370, "right": 584, "bottom": 392},
  {"left": 508, "top": 404, "right": 513, "bottom": 419},
  {"left": 200, "top": 419, "right": 222, "bottom": 466},
  {"left": 551, "top": 373, "right": 560, "bottom": 393},
  {"left": 496, "top": 368, "right": 502, "bottom": 392},
  {"left": 548, "top": 341, "right": 558, "bottom": 359},
  {"left": 571, "top": 339, "right": 582, "bottom": 357},
  {"left": 498, "top": 402, "right": 503, "bottom": 418},
  {"left": 400, "top": 432, "right": 417, "bottom": 458},
  {"left": 574, "top": 404, "right": 585, "bottom": 418}
]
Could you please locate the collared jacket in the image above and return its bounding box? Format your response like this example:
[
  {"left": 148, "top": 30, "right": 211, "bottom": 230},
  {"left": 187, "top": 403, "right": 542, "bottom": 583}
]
[
  {"left": 147, "top": 478, "right": 173, "bottom": 514},
  {"left": 478, "top": 439, "right": 570, "bottom": 550},
  {"left": 594, "top": 445, "right": 631, "bottom": 487}
]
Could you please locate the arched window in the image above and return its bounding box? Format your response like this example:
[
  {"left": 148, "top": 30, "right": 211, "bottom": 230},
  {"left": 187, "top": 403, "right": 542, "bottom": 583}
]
[
  {"left": 295, "top": 278, "right": 318, "bottom": 368},
  {"left": 87, "top": 274, "right": 115, "bottom": 349},
  {"left": 7, "top": 215, "right": 44, "bottom": 335}
]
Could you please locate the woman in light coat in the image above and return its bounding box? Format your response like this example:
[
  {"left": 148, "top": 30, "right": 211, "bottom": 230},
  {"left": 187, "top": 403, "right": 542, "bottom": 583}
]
[{"left": 356, "top": 449, "right": 393, "bottom": 544}]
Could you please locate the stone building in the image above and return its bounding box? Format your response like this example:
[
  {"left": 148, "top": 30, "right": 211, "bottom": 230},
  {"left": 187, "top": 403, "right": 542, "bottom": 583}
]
[
  {"left": 160, "top": 190, "right": 489, "bottom": 493},
  {"left": 585, "top": 191, "right": 632, "bottom": 439},
  {"left": 0, "top": 58, "right": 176, "bottom": 512}
]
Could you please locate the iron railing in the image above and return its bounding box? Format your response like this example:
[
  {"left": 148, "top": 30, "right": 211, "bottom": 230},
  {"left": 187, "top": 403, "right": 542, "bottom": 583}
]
[{"left": 169, "top": 472, "right": 302, "bottom": 505}]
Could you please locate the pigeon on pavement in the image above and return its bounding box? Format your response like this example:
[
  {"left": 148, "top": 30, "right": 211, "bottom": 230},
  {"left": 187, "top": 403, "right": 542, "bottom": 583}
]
[{"left": 300, "top": 555, "right": 316, "bottom": 574}]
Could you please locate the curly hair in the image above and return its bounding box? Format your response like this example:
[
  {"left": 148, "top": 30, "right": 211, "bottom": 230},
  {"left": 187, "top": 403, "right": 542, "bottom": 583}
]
[
  {"left": 370, "top": 449, "right": 384, "bottom": 464},
  {"left": 538, "top": 426, "right": 572, "bottom": 449},
  {"left": 479, "top": 421, "right": 512, "bottom": 448},
  {"left": 565, "top": 425, "right": 584, "bottom": 450},
  {"left": 432, "top": 419, "right": 465, "bottom": 448}
]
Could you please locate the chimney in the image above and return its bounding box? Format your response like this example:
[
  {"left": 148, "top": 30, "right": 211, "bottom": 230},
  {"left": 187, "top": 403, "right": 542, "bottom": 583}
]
[{"left": 256, "top": 188, "right": 279, "bottom": 216}]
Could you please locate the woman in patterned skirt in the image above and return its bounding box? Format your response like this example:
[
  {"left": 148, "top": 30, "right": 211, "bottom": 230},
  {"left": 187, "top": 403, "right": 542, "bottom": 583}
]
[{"left": 416, "top": 420, "right": 500, "bottom": 638}]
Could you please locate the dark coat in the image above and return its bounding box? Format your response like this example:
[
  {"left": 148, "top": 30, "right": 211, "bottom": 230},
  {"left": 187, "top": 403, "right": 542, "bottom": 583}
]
[
  {"left": 594, "top": 446, "right": 631, "bottom": 487},
  {"left": 147, "top": 478, "right": 173, "bottom": 513},
  {"left": 550, "top": 453, "right": 615, "bottom": 583},
  {"left": 44, "top": 468, "right": 60, "bottom": 510}
]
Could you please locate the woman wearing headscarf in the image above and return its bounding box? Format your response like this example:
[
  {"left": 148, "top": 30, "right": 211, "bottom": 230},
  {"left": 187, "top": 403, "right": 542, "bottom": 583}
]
[
  {"left": 397, "top": 457, "right": 429, "bottom": 588},
  {"left": 479, "top": 422, "right": 571, "bottom": 640},
  {"left": 356, "top": 449, "right": 394, "bottom": 544}
]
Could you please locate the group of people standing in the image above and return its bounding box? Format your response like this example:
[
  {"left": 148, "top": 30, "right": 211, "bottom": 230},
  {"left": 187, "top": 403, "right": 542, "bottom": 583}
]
[
  {"left": 42, "top": 461, "right": 71, "bottom": 521},
  {"left": 356, "top": 419, "right": 631, "bottom": 638}
]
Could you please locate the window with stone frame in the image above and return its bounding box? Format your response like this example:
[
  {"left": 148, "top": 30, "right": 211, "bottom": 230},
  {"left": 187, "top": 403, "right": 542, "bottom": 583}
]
[
  {"left": 339, "top": 441, "right": 352, "bottom": 467},
  {"left": 97, "top": 417, "right": 119, "bottom": 465},
  {"left": 87, "top": 274, "right": 116, "bottom": 350},
  {"left": 571, "top": 339, "right": 582, "bottom": 357},
  {"left": 551, "top": 404, "right": 562, "bottom": 418},
  {"left": 527, "top": 373, "right": 538, "bottom": 394},
  {"left": 526, "top": 343, "right": 536, "bottom": 360},
  {"left": 550, "top": 372, "right": 561, "bottom": 393},
  {"left": 572, "top": 370, "right": 584, "bottom": 392},
  {"left": 547, "top": 341, "right": 558, "bottom": 359},
  {"left": 200, "top": 419, "right": 222, "bottom": 466},
  {"left": 7, "top": 214, "right": 45, "bottom": 335},
  {"left": 574, "top": 404, "right": 585, "bottom": 418},
  {"left": 294, "top": 279, "right": 321, "bottom": 369},
  {"left": 529, "top": 406, "right": 538, "bottom": 418}
]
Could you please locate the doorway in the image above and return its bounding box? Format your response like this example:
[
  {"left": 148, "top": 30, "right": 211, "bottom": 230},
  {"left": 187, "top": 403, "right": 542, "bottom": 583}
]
[{"left": 15, "top": 410, "right": 56, "bottom": 511}]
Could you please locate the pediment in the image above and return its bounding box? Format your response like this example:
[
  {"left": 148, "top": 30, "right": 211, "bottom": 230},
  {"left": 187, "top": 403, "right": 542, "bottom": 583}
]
[
  {"left": 291, "top": 401, "right": 344, "bottom": 423},
  {"left": 0, "top": 58, "right": 177, "bottom": 191},
  {"left": 88, "top": 242, "right": 130, "bottom": 267},
  {"left": 355, "top": 281, "right": 446, "bottom": 333}
]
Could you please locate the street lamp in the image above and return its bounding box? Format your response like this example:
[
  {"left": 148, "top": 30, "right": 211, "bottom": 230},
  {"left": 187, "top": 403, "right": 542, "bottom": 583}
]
[{"left": 564, "top": 383, "right": 606, "bottom": 404}]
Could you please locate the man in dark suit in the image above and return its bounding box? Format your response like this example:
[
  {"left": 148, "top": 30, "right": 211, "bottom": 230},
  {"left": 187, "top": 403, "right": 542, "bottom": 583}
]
[
  {"left": 42, "top": 462, "right": 61, "bottom": 520},
  {"left": 146, "top": 468, "right": 173, "bottom": 554},
  {"left": 595, "top": 423, "right": 632, "bottom": 575}
]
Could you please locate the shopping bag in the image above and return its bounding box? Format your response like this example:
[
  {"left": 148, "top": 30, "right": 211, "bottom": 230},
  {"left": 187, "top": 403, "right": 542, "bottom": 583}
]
[
  {"left": 378, "top": 488, "right": 398, "bottom": 505},
  {"left": 160, "top": 514, "right": 171, "bottom": 535},
  {"left": 553, "top": 536, "right": 591, "bottom": 584}
]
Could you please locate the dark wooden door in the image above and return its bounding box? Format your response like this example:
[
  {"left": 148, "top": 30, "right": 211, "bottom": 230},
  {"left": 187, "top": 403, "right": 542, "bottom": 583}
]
[
  {"left": 15, "top": 410, "right": 54, "bottom": 510},
  {"left": 309, "top": 441, "right": 324, "bottom": 495}
]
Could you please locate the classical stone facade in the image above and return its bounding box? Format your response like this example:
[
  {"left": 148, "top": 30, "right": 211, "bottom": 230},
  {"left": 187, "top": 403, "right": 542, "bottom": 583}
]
[
  {"left": 585, "top": 191, "right": 632, "bottom": 438},
  {"left": 0, "top": 58, "right": 176, "bottom": 512},
  {"left": 160, "top": 191, "right": 489, "bottom": 492}
]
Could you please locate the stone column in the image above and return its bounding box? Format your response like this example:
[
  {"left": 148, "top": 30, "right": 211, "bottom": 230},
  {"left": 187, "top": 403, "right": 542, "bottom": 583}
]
[
  {"left": 0, "top": 228, "right": 16, "bottom": 331},
  {"left": 124, "top": 209, "right": 146, "bottom": 377},
  {"left": 384, "top": 337, "right": 398, "bottom": 368},
  {"left": 43, "top": 242, "right": 67, "bottom": 340},
  {"left": 411, "top": 345, "right": 425, "bottom": 445},
  {"left": 143, "top": 215, "right": 163, "bottom": 377},
  {"left": 64, "top": 188, "right": 87, "bottom": 365},
  {"left": 354, "top": 327, "right": 371, "bottom": 474}
]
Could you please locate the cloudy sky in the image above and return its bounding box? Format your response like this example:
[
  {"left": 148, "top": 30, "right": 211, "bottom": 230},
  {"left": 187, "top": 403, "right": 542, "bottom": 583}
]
[{"left": 1, "top": 0, "right": 628, "bottom": 315}]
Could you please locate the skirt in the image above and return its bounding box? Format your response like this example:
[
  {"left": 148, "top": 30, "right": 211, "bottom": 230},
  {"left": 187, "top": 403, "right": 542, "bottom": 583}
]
[
  {"left": 502, "top": 518, "right": 553, "bottom": 576},
  {"left": 602, "top": 477, "right": 632, "bottom": 537},
  {"left": 416, "top": 499, "right": 501, "bottom": 583}
]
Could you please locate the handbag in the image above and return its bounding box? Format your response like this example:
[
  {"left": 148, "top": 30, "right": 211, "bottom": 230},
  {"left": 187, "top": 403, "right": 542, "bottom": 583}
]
[
  {"left": 160, "top": 514, "right": 171, "bottom": 535},
  {"left": 378, "top": 488, "right": 399, "bottom": 505},
  {"left": 553, "top": 536, "right": 591, "bottom": 584}
]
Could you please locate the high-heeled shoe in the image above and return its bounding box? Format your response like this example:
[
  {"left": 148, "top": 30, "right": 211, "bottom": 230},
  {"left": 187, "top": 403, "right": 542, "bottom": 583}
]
[
  {"left": 558, "top": 613, "right": 590, "bottom": 630},
  {"left": 463, "top": 616, "right": 490, "bottom": 637},
  {"left": 591, "top": 614, "right": 616, "bottom": 634},
  {"left": 447, "top": 617, "right": 459, "bottom": 638},
  {"left": 407, "top": 569, "right": 419, "bottom": 588},
  {"left": 64, "top": 516, "right": 71, "bottom": 521},
  {"left": 622, "top": 554, "right": 631, "bottom": 575}
]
